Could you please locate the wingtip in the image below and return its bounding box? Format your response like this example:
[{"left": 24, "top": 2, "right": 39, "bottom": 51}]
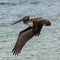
[{"left": 12, "top": 49, "right": 21, "bottom": 56}]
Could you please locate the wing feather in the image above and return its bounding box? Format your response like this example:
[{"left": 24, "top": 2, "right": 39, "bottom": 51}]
[{"left": 12, "top": 29, "right": 34, "bottom": 55}]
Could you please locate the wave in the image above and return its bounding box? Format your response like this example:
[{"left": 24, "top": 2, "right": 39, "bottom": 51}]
[
  {"left": 0, "top": 2, "right": 17, "bottom": 6},
  {"left": 30, "top": 1, "right": 41, "bottom": 5}
]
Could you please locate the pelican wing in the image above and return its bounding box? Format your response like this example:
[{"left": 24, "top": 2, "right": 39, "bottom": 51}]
[{"left": 12, "top": 29, "right": 34, "bottom": 55}]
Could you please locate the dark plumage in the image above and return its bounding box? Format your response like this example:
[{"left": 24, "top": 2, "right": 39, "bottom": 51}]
[{"left": 12, "top": 16, "right": 51, "bottom": 55}]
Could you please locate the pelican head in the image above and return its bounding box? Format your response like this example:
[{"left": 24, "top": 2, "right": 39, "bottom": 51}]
[{"left": 12, "top": 16, "right": 29, "bottom": 25}]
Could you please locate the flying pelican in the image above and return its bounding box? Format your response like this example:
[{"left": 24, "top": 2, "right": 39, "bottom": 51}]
[{"left": 12, "top": 16, "right": 51, "bottom": 55}]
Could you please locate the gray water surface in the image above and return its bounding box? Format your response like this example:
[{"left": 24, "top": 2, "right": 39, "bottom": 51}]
[{"left": 0, "top": 0, "right": 60, "bottom": 60}]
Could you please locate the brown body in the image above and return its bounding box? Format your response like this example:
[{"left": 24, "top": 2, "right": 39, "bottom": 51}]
[{"left": 12, "top": 16, "right": 51, "bottom": 55}]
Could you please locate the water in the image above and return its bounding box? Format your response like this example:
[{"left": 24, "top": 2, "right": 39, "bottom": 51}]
[{"left": 0, "top": 0, "right": 60, "bottom": 60}]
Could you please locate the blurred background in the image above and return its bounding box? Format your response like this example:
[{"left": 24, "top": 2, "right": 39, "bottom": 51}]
[{"left": 0, "top": 0, "right": 60, "bottom": 60}]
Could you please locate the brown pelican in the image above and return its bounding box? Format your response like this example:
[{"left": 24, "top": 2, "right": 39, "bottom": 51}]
[{"left": 12, "top": 16, "right": 51, "bottom": 55}]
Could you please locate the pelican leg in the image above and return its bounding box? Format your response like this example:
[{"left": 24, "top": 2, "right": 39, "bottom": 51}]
[
  {"left": 33, "top": 21, "right": 39, "bottom": 34},
  {"left": 33, "top": 21, "right": 43, "bottom": 36}
]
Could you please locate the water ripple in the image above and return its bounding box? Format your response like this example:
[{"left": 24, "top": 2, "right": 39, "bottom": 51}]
[{"left": 0, "top": 2, "right": 17, "bottom": 6}]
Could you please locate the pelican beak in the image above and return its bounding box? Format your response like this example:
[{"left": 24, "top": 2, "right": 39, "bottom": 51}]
[{"left": 12, "top": 18, "right": 26, "bottom": 25}]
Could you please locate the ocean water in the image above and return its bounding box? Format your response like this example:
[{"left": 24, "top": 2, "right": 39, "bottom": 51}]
[{"left": 0, "top": 0, "right": 60, "bottom": 60}]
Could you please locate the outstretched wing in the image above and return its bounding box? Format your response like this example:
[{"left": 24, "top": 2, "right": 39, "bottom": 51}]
[{"left": 12, "top": 28, "right": 34, "bottom": 55}]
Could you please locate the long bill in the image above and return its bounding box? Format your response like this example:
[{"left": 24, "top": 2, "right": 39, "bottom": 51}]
[{"left": 12, "top": 18, "right": 25, "bottom": 25}]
